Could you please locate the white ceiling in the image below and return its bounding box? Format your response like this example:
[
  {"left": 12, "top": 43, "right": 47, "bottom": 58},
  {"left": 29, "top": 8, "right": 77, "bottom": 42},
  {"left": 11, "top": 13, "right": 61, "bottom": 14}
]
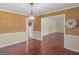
[{"left": 0, "top": 3, "right": 79, "bottom": 16}]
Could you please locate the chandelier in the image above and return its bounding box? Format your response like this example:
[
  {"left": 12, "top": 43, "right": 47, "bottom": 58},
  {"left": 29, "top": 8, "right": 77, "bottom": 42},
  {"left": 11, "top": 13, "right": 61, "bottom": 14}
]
[{"left": 29, "top": 3, "right": 35, "bottom": 20}]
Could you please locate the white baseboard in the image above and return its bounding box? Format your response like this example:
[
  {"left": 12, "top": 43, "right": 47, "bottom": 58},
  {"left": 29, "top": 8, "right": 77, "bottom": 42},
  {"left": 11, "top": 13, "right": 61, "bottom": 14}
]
[
  {"left": 42, "top": 32, "right": 63, "bottom": 36},
  {"left": 0, "top": 32, "right": 27, "bottom": 48},
  {"left": 64, "top": 47, "right": 79, "bottom": 53},
  {"left": 0, "top": 40, "right": 26, "bottom": 48}
]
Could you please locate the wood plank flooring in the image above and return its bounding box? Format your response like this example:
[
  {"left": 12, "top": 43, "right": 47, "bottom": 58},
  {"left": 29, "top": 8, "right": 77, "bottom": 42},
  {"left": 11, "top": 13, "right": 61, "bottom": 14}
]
[
  {"left": 42, "top": 32, "right": 79, "bottom": 55},
  {"left": 0, "top": 32, "right": 79, "bottom": 55},
  {"left": 0, "top": 41, "right": 26, "bottom": 55},
  {"left": 28, "top": 32, "right": 79, "bottom": 55},
  {"left": 28, "top": 37, "right": 41, "bottom": 55}
]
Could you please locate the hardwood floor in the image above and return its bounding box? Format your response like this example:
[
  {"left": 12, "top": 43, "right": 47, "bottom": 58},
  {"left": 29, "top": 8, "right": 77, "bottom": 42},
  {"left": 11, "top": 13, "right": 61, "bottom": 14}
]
[
  {"left": 46, "top": 47, "right": 79, "bottom": 55},
  {"left": 28, "top": 37, "right": 41, "bottom": 55},
  {"left": 42, "top": 32, "right": 64, "bottom": 54},
  {"left": 0, "top": 41, "right": 26, "bottom": 55},
  {"left": 28, "top": 32, "right": 79, "bottom": 55},
  {"left": 0, "top": 32, "right": 79, "bottom": 55},
  {"left": 41, "top": 32, "right": 79, "bottom": 55}
]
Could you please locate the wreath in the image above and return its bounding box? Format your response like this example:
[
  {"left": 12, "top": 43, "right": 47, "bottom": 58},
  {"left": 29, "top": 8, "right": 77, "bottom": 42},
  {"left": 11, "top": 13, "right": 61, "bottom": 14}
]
[{"left": 65, "top": 19, "right": 78, "bottom": 29}]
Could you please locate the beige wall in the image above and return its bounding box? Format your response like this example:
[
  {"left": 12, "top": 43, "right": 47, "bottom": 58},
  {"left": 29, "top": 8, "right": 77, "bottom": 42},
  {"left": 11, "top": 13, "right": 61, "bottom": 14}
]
[
  {"left": 34, "top": 16, "right": 41, "bottom": 31},
  {"left": 36, "top": 7, "right": 79, "bottom": 35},
  {"left": 0, "top": 10, "right": 27, "bottom": 33},
  {"left": 0, "top": 10, "right": 28, "bottom": 47}
]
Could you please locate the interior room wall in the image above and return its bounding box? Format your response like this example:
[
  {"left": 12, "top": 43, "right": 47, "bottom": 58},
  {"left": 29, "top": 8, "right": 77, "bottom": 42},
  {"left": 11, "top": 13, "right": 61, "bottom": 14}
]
[
  {"left": 0, "top": 32, "right": 27, "bottom": 48},
  {"left": 0, "top": 10, "right": 27, "bottom": 33},
  {"left": 41, "top": 18, "right": 56, "bottom": 36},
  {"left": 33, "top": 17, "right": 41, "bottom": 40},
  {"left": 35, "top": 7, "right": 79, "bottom": 35},
  {"left": 0, "top": 10, "right": 28, "bottom": 48},
  {"left": 41, "top": 15, "right": 64, "bottom": 36},
  {"left": 56, "top": 20, "right": 64, "bottom": 33},
  {"left": 34, "top": 16, "right": 41, "bottom": 31},
  {"left": 35, "top": 7, "right": 79, "bottom": 52},
  {"left": 34, "top": 31, "right": 41, "bottom": 40},
  {"left": 39, "top": 7, "right": 79, "bottom": 35},
  {"left": 64, "top": 35, "right": 79, "bottom": 52}
]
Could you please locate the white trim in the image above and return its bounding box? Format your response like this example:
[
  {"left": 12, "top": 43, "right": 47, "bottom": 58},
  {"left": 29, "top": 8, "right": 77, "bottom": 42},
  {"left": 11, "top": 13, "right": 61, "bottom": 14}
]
[
  {"left": 41, "top": 18, "right": 43, "bottom": 41},
  {"left": 24, "top": 18, "right": 29, "bottom": 54},
  {"left": 41, "top": 14, "right": 65, "bottom": 37},
  {"left": 38, "top": 5, "right": 79, "bottom": 17},
  {"left": 0, "top": 32, "right": 27, "bottom": 48},
  {"left": 64, "top": 34, "right": 79, "bottom": 37},
  {"left": 31, "top": 36, "right": 41, "bottom": 41},
  {"left": 0, "top": 9, "right": 27, "bottom": 16},
  {"left": 64, "top": 47, "right": 79, "bottom": 53},
  {"left": 0, "top": 40, "right": 26, "bottom": 48},
  {"left": 43, "top": 31, "right": 57, "bottom": 36},
  {"left": 0, "top": 31, "right": 26, "bottom": 35},
  {"left": 64, "top": 14, "right": 65, "bottom": 38},
  {"left": 43, "top": 31, "right": 64, "bottom": 37}
]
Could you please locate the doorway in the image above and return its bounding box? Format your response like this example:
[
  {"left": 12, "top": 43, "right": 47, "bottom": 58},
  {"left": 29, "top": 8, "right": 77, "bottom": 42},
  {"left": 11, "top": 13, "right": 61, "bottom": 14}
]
[{"left": 41, "top": 14, "right": 65, "bottom": 54}]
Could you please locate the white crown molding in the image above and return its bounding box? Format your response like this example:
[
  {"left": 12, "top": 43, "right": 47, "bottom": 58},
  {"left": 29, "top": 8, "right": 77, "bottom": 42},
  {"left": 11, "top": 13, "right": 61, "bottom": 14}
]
[
  {"left": 38, "top": 5, "right": 79, "bottom": 17},
  {"left": 0, "top": 9, "right": 27, "bottom": 16}
]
